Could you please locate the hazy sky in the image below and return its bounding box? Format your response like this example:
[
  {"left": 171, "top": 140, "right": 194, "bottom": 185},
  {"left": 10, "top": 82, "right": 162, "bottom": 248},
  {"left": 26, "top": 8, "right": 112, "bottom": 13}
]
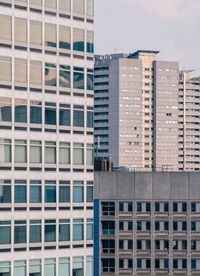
[{"left": 95, "top": 0, "right": 200, "bottom": 71}]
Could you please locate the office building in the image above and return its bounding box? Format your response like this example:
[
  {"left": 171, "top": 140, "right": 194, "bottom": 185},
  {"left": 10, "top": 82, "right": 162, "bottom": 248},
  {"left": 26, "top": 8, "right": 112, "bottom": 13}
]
[
  {"left": 94, "top": 51, "right": 180, "bottom": 171},
  {"left": 94, "top": 171, "right": 200, "bottom": 276},
  {"left": 0, "top": 0, "right": 94, "bottom": 275},
  {"left": 179, "top": 71, "right": 200, "bottom": 171}
]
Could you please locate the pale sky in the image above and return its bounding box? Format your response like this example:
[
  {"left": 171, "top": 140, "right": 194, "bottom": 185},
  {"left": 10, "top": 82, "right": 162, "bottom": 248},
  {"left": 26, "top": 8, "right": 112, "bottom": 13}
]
[{"left": 95, "top": 0, "right": 200, "bottom": 71}]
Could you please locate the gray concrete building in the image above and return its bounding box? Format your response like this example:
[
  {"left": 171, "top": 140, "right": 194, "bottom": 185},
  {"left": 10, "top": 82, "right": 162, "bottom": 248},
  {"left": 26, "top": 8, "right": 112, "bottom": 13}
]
[
  {"left": 94, "top": 51, "right": 200, "bottom": 172},
  {"left": 94, "top": 171, "right": 200, "bottom": 276}
]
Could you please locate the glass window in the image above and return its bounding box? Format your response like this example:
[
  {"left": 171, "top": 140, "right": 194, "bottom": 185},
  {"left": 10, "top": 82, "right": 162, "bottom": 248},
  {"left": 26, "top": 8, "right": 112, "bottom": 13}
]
[
  {"left": 191, "top": 202, "right": 196, "bottom": 213},
  {"left": 182, "top": 221, "right": 187, "bottom": 231},
  {"left": 45, "top": 142, "right": 56, "bottom": 164},
  {"left": 30, "top": 21, "right": 42, "bottom": 47},
  {"left": 14, "top": 261, "right": 26, "bottom": 276},
  {"left": 73, "top": 181, "right": 84, "bottom": 202},
  {"left": 86, "top": 257, "right": 93, "bottom": 276},
  {"left": 164, "top": 221, "right": 169, "bottom": 231},
  {"left": 73, "top": 28, "right": 84, "bottom": 52},
  {"left": 87, "top": 181, "right": 93, "bottom": 202},
  {"left": 173, "top": 221, "right": 178, "bottom": 231},
  {"left": 59, "top": 219, "right": 70, "bottom": 241},
  {"left": 15, "top": 99, "right": 27, "bottom": 123},
  {"left": 87, "top": 144, "right": 93, "bottom": 165},
  {"left": 30, "top": 140, "right": 42, "bottom": 164},
  {"left": 182, "top": 259, "right": 187, "bottom": 269},
  {"left": 45, "top": 63, "right": 57, "bottom": 87},
  {"left": 137, "top": 202, "right": 142, "bottom": 212},
  {"left": 59, "top": 26, "right": 71, "bottom": 50},
  {"left": 137, "top": 221, "right": 142, "bottom": 231},
  {"left": 102, "top": 258, "right": 115, "bottom": 273},
  {"left": 45, "top": 23, "right": 56, "bottom": 48},
  {"left": 87, "top": 219, "right": 93, "bottom": 240},
  {"left": 119, "top": 202, "right": 124, "bottom": 212},
  {"left": 45, "top": 102, "right": 56, "bottom": 125},
  {"left": 14, "top": 180, "right": 26, "bottom": 203},
  {"left": 87, "top": 31, "right": 94, "bottom": 53},
  {"left": 29, "top": 260, "right": 41, "bottom": 276},
  {"left": 14, "top": 18, "right": 27, "bottom": 44},
  {"left": 45, "top": 181, "right": 56, "bottom": 203},
  {"left": 30, "top": 61, "right": 42, "bottom": 86},
  {"left": 0, "top": 221, "right": 11, "bottom": 244},
  {"left": 86, "top": 0, "right": 94, "bottom": 16},
  {"left": 15, "top": 58, "right": 27, "bottom": 84},
  {"left": 182, "top": 202, "right": 187, "bottom": 212},
  {"left": 146, "top": 202, "right": 151, "bottom": 212},
  {"left": 87, "top": 69, "right": 94, "bottom": 90},
  {"left": 15, "top": 140, "right": 27, "bottom": 163},
  {"left": 155, "top": 202, "right": 160, "bottom": 212},
  {"left": 0, "top": 56, "right": 12, "bottom": 83},
  {"left": 59, "top": 65, "right": 71, "bottom": 88},
  {"left": 191, "top": 240, "right": 196, "bottom": 251},
  {"left": 73, "top": 143, "right": 84, "bottom": 165},
  {"left": 30, "top": 220, "right": 41, "bottom": 243},
  {"left": 74, "top": 105, "right": 84, "bottom": 128},
  {"left": 73, "top": 0, "right": 85, "bottom": 15},
  {"left": 59, "top": 181, "right": 70, "bottom": 203},
  {"left": 73, "top": 257, "right": 84, "bottom": 275},
  {"left": 173, "top": 259, "right": 178, "bottom": 269},
  {"left": 0, "top": 97, "right": 12, "bottom": 123},
  {"left": 137, "top": 259, "right": 142, "bottom": 269},
  {"left": 44, "top": 259, "right": 56, "bottom": 276},
  {"left": 173, "top": 202, "right": 178, "bottom": 212},
  {"left": 59, "top": 258, "right": 70, "bottom": 276},
  {"left": 59, "top": 104, "right": 71, "bottom": 126},
  {"left": 191, "top": 221, "right": 196, "bottom": 231},
  {"left": 102, "top": 221, "right": 115, "bottom": 235},
  {"left": 164, "top": 202, "right": 169, "bottom": 212},
  {"left": 0, "top": 179, "right": 11, "bottom": 203},
  {"left": 44, "top": 0, "right": 56, "bottom": 9},
  {"left": 30, "top": 100, "right": 42, "bottom": 124},
  {"left": 30, "top": 0, "right": 42, "bottom": 6},
  {"left": 0, "top": 15, "right": 12, "bottom": 44},
  {"left": 59, "top": 142, "right": 70, "bottom": 165},
  {"left": 0, "top": 139, "right": 11, "bottom": 163},
  {"left": 73, "top": 219, "right": 84, "bottom": 241},
  {"left": 14, "top": 221, "right": 26, "bottom": 243},
  {"left": 119, "top": 221, "right": 124, "bottom": 231},
  {"left": 0, "top": 262, "right": 11, "bottom": 276},
  {"left": 73, "top": 67, "right": 84, "bottom": 90},
  {"left": 128, "top": 221, "right": 133, "bottom": 231},
  {"left": 45, "top": 220, "right": 56, "bottom": 242},
  {"left": 30, "top": 180, "right": 42, "bottom": 203},
  {"left": 59, "top": 0, "right": 71, "bottom": 13},
  {"left": 191, "top": 259, "right": 196, "bottom": 269},
  {"left": 87, "top": 110, "right": 93, "bottom": 128}
]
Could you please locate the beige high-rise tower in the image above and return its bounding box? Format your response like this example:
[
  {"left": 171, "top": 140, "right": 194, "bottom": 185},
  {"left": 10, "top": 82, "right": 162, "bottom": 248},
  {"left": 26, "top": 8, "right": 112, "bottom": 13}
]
[{"left": 94, "top": 51, "right": 180, "bottom": 171}]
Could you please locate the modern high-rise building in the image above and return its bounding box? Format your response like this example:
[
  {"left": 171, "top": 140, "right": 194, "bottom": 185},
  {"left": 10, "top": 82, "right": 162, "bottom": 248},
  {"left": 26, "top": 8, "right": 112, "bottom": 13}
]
[
  {"left": 94, "top": 171, "right": 200, "bottom": 276},
  {"left": 0, "top": 0, "right": 94, "bottom": 275},
  {"left": 94, "top": 51, "right": 181, "bottom": 171},
  {"left": 178, "top": 71, "right": 200, "bottom": 171}
]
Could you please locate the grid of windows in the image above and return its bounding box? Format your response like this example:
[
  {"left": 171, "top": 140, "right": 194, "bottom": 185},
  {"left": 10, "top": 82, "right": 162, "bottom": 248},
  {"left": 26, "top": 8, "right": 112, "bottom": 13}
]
[
  {"left": 100, "top": 200, "right": 200, "bottom": 274},
  {"left": 0, "top": 179, "right": 93, "bottom": 210},
  {"left": 0, "top": 256, "right": 93, "bottom": 276},
  {"left": 0, "top": 139, "right": 93, "bottom": 168},
  {"left": 0, "top": 0, "right": 94, "bottom": 275}
]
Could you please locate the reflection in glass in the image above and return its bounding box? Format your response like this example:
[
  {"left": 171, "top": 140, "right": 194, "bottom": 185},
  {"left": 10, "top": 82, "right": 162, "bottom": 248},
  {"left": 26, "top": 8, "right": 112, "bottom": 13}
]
[
  {"left": 0, "top": 97, "right": 11, "bottom": 122},
  {"left": 45, "top": 63, "right": 57, "bottom": 86}
]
